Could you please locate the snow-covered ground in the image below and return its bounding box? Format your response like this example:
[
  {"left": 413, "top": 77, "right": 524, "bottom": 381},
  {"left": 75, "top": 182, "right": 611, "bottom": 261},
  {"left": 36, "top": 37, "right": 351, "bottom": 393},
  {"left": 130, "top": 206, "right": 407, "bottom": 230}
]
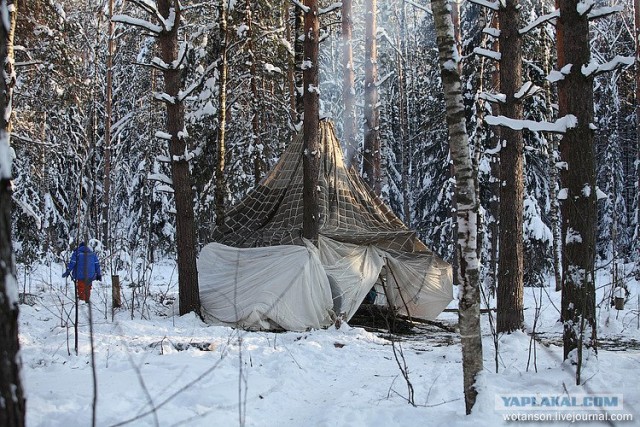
[{"left": 16, "top": 260, "right": 640, "bottom": 426}]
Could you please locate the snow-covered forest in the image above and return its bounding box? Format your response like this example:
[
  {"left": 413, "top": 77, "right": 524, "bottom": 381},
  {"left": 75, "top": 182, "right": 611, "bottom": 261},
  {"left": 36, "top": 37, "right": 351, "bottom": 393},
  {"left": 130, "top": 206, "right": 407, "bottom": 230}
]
[
  {"left": 9, "top": 0, "right": 638, "bottom": 285},
  {"left": 2, "top": 0, "right": 640, "bottom": 425}
]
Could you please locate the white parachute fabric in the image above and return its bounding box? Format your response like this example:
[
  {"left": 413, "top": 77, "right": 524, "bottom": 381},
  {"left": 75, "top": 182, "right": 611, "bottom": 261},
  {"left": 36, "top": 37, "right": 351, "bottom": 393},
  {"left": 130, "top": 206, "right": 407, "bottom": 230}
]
[
  {"left": 319, "top": 236, "right": 453, "bottom": 321},
  {"left": 318, "top": 236, "right": 385, "bottom": 320},
  {"left": 197, "top": 242, "right": 334, "bottom": 331},
  {"left": 197, "top": 237, "right": 453, "bottom": 331},
  {"left": 381, "top": 251, "right": 453, "bottom": 320}
]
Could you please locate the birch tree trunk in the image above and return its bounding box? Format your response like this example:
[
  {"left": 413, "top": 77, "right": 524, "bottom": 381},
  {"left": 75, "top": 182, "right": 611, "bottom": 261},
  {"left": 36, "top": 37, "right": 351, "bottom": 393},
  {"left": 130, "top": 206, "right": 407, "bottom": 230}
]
[
  {"left": 363, "top": 0, "right": 381, "bottom": 195},
  {"left": 431, "top": 0, "right": 483, "bottom": 414},
  {"left": 157, "top": 0, "right": 201, "bottom": 316},
  {"left": 302, "top": 0, "right": 320, "bottom": 241},
  {"left": 0, "top": 1, "right": 25, "bottom": 425},
  {"left": 496, "top": 0, "right": 524, "bottom": 333},
  {"left": 557, "top": 0, "right": 597, "bottom": 381},
  {"left": 215, "top": 0, "right": 228, "bottom": 227}
]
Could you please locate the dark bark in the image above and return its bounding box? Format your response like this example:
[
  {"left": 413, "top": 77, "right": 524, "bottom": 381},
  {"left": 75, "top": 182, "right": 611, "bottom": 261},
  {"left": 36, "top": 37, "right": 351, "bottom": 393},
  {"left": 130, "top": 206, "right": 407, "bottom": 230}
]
[
  {"left": 557, "top": 0, "right": 597, "bottom": 373},
  {"left": 342, "top": 0, "right": 357, "bottom": 168},
  {"left": 0, "top": 1, "right": 26, "bottom": 425},
  {"left": 487, "top": 12, "right": 500, "bottom": 296},
  {"left": 363, "top": 0, "right": 380, "bottom": 195},
  {"left": 285, "top": 4, "right": 297, "bottom": 127},
  {"left": 0, "top": 180, "right": 24, "bottom": 427},
  {"left": 302, "top": 0, "right": 320, "bottom": 241},
  {"left": 396, "top": 1, "right": 410, "bottom": 224},
  {"left": 102, "top": 0, "right": 115, "bottom": 249},
  {"left": 247, "top": 0, "right": 264, "bottom": 184},
  {"left": 496, "top": 0, "right": 524, "bottom": 333},
  {"left": 157, "top": 0, "right": 201, "bottom": 316},
  {"left": 294, "top": 5, "right": 305, "bottom": 127},
  {"left": 105, "top": 0, "right": 120, "bottom": 308},
  {"left": 635, "top": 0, "right": 640, "bottom": 273},
  {"left": 543, "top": 31, "right": 563, "bottom": 292}
]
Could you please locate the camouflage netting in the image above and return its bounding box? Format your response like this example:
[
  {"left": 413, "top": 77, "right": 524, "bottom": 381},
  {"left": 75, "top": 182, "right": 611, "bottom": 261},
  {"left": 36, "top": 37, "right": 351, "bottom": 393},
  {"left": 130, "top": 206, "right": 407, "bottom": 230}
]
[
  {"left": 213, "top": 121, "right": 427, "bottom": 251},
  {"left": 199, "top": 121, "right": 452, "bottom": 331}
]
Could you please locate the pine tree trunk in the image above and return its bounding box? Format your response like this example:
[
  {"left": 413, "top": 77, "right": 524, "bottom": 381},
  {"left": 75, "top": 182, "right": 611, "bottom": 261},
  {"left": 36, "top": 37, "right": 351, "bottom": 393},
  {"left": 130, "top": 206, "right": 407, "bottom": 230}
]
[
  {"left": 549, "top": 133, "right": 563, "bottom": 291},
  {"left": 215, "top": 0, "right": 228, "bottom": 227},
  {"left": 285, "top": 4, "right": 297, "bottom": 127},
  {"left": 557, "top": 0, "right": 597, "bottom": 376},
  {"left": 363, "top": 0, "right": 381, "bottom": 195},
  {"left": 0, "top": 176, "right": 24, "bottom": 427},
  {"left": 102, "top": 0, "right": 115, "bottom": 250},
  {"left": 496, "top": 0, "right": 524, "bottom": 333},
  {"left": 431, "top": 0, "right": 483, "bottom": 414},
  {"left": 246, "top": 0, "right": 264, "bottom": 184},
  {"left": 0, "top": 2, "right": 25, "bottom": 425},
  {"left": 294, "top": 5, "right": 305, "bottom": 128},
  {"left": 488, "top": 13, "right": 500, "bottom": 295},
  {"left": 157, "top": 0, "right": 201, "bottom": 316},
  {"left": 104, "top": 0, "right": 120, "bottom": 307},
  {"left": 634, "top": 0, "right": 640, "bottom": 270},
  {"left": 544, "top": 32, "right": 563, "bottom": 292},
  {"left": 397, "top": 1, "right": 411, "bottom": 224},
  {"left": 302, "top": 0, "right": 320, "bottom": 241},
  {"left": 342, "top": 0, "right": 357, "bottom": 168}
]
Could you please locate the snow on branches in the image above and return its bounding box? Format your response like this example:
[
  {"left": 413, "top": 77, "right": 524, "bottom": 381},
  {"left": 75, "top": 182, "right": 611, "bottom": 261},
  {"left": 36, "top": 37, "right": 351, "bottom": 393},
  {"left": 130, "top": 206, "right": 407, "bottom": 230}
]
[
  {"left": 112, "top": 0, "right": 177, "bottom": 36},
  {"left": 484, "top": 114, "right": 578, "bottom": 134}
]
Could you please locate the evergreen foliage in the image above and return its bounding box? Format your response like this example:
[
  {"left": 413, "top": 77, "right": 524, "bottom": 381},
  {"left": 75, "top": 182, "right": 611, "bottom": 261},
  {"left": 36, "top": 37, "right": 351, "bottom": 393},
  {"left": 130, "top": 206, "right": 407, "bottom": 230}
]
[{"left": 9, "top": 0, "right": 639, "bottom": 283}]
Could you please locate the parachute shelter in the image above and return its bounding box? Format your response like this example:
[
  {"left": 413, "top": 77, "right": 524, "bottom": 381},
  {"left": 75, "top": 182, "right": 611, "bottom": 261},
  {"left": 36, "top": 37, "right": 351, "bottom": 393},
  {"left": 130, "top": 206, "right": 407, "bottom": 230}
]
[{"left": 198, "top": 120, "right": 453, "bottom": 331}]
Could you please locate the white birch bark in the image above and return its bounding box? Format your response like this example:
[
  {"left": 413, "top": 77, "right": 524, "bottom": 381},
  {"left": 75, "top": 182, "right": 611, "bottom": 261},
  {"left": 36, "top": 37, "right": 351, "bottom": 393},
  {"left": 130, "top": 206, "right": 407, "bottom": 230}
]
[{"left": 430, "top": 0, "right": 484, "bottom": 414}]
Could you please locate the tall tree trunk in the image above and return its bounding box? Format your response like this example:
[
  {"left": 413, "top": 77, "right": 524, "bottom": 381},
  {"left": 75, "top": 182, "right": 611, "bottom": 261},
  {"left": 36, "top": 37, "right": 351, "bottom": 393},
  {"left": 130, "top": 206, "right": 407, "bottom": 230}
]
[
  {"left": 543, "top": 27, "right": 563, "bottom": 292},
  {"left": 157, "top": 0, "right": 201, "bottom": 316},
  {"left": 431, "top": 0, "right": 483, "bottom": 414},
  {"left": 449, "top": 0, "right": 463, "bottom": 288},
  {"left": 0, "top": 1, "right": 25, "bottom": 425},
  {"left": 496, "top": 0, "right": 524, "bottom": 333},
  {"left": 342, "top": 0, "right": 357, "bottom": 168},
  {"left": 486, "top": 12, "right": 500, "bottom": 296},
  {"left": 294, "top": 5, "right": 305, "bottom": 129},
  {"left": 102, "top": 0, "right": 115, "bottom": 249},
  {"left": 302, "top": 0, "right": 320, "bottom": 241},
  {"left": 246, "top": 0, "right": 264, "bottom": 184},
  {"left": 285, "top": 4, "right": 297, "bottom": 128},
  {"left": 215, "top": 0, "right": 228, "bottom": 227},
  {"left": 397, "top": 0, "right": 411, "bottom": 224},
  {"left": 363, "top": 0, "right": 380, "bottom": 195},
  {"left": 557, "top": 0, "right": 597, "bottom": 380},
  {"left": 104, "top": 0, "right": 121, "bottom": 308},
  {"left": 634, "top": 0, "right": 640, "bottom": 272}
]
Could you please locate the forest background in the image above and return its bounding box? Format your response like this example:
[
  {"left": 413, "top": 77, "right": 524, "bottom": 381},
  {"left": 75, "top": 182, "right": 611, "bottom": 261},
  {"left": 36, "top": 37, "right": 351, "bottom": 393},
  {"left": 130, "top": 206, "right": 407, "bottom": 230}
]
[
  {"left": 2, "top": 0, "right": 639, "bottom": 424},
  {"left": 11, "top": 0, "right": 639, "bottom": 291}
]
